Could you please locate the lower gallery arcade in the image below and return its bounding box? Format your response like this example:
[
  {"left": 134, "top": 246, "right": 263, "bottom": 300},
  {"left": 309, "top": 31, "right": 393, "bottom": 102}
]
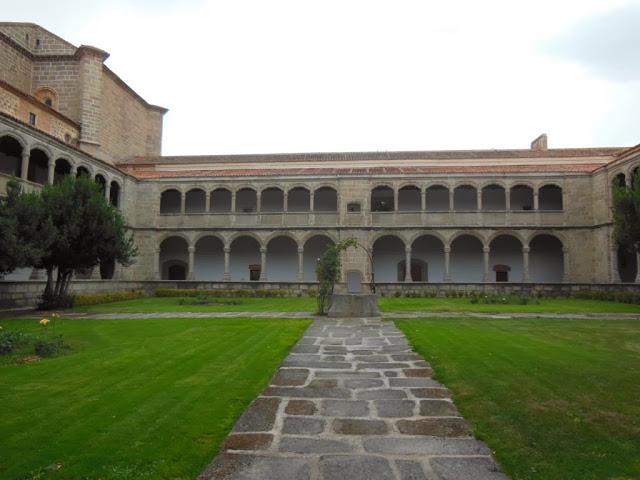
[{"left": 157, "top": 231, "right": 569, "bottom": 284}]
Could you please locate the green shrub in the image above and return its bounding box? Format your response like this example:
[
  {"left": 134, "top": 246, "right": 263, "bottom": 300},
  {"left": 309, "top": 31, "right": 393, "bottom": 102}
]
[
  {"left": 154, "top": 288, "right": 291, "bottom": 299},
  {"left": 38, "top": 292, "right": 74, "bottom": 310},
  {"left": 74, "top": 290, "right": 147, "bottom": 307},
  {"left": 34, "top": 335, "right": 66, "bottom": 357},
  {"left": 0, "top": 330, "right": 27, "bottom": 355}
]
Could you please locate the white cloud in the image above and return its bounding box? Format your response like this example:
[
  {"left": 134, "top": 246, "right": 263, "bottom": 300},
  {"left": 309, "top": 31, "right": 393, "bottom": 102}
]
[{"left": 4, "top": 0, "right": 638, "bottom": 154}]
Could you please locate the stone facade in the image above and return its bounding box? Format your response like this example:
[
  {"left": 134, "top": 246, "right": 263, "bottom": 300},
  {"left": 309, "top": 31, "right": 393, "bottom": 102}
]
[{"left": 1, "top": 23, "right": 640, "bottom": 306}]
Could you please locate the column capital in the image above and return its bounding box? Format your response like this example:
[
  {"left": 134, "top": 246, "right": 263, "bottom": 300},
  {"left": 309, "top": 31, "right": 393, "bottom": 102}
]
[
  {"left": 298, "top": 247, "right": 304, "bottom": 254},
  {"left": 188, "top": 246, "right": 195, "bottom": 253},
  {"left": 405, "top": 246, "right": 412, "bottom": 253},
  {"left": 444, "top": 246, "right": 451, "bottom": 253},
  {"left": 48, "top": 158, "right": 55, "bottom": 167},
  {"left": 260, "top": 247, "right": 267, "bottom": 254},
  {"left": 224, "top": 246, "right": 231, "bottom": 253},
  {"left": 483, "top": 246, "right": 490, "bottom": 253},
  {"left": 522, "top": 246, "right": 530, "bottom": 253}
]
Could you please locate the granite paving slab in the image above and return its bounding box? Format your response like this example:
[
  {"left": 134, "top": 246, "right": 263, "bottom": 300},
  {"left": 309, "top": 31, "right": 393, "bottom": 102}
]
[{"left": 197, "top": 317, "right": 510, "bottom": 480}]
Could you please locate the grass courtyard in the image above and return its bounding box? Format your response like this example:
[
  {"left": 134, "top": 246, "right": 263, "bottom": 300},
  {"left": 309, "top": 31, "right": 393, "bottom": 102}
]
[
  {"left": 71, "top": 295, "right": 640, "bottom": 314},
  {"left": 0, "top": 316, "right": 309, "bottom": 480},
  {"left": 397, "top": 317, "right": 640, "bottom": 480}
]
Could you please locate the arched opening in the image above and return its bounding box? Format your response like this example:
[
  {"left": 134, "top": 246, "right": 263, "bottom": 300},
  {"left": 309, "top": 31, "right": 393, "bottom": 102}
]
[
  {"left": 95, "top": 174, "right": 107, "bottom": 196},
  {"left": 372, "top": 235, "right": 405, "bottom": 282},
  {"left": 236, "top": 188, "right": 257, "bottom": 213},
  {"left": 450, "top": 235, "right": 484, "bottom": 282},
  {"left": 230, "top": 236, "right": 261, "bottom": 281},
  {"left": 398, "top": 185, "right": 421, "bottom": 211},
  {"left": 288, "top": 187, "right": 310, "bottom": 212},
  {"left": 0, "top": 136, "right": 23, "bottom": 177},
  {"left": 613, "top": 173, "right": 626, "bottom": 189},
  {"left": 109, "top": 181, "right": 121, "bottom": 207},
  {"left": 76, "top": 166, "right": 90, "bottom": 178},
  {"left": 538, "top": 185, "right": 563, "bottom": 210},
  {"left": 185, "top": 188, "right": 206, "bottom": 213},
  {"left": 314, "top": 187, "right": 338, "bottom": 211},
  {"left": 160, "top": 189, "right": 181, "bottom": 214},
  {"left": 397, "top": 259, "right": 428, "bottom": 282},
  {"left": 303, "top": 235, "right": 334, "bottom": 281},
  {"left": 194, "top": 236, "right": 225, "bottom": 281},
  {"left": 617, "top": 245, "right": 638, "bottom": 282},
  {"left": 411, "top": 235, "right": 445, "bottom": 282},
  {"left": 510, "top": 185, "right": 534, "bottom": 211},
  {"left": 631, "top": 167, "right": 639, "bottom": 189},
  {"left": 262, "top": 187, "right": 284, "bottom": 212},
  {"left": 454, "top": 185, "right": 477, "bottom": 210},
  {"left": 371, "top": 186, "right": 394, "bottom": 212},
  {"left": 266, "top": 236, "right": 298, "bottom": 281},
  {"left": 482, "top": 184, "right": 506, "bottom": 210},
  {"left": 53, "top": 158, "right": 71, "bottom": 183},
  {"left": 27, "top": 149, "right": 49, "bottom": 184},
  {"left": 210, "top": 188, "right": 231, "bottom": 212},
  {"left": 34, "top": 87, "right": 58, "bottom": 109},
  {"left": 489, "top": 235, "right": 523, "bottom": 282},
  {"left": 159, "top": 236, "right": 189, "bottom": 280},
  {"left": 425, "top": 185, "right": 449, "bottom": 211},
  {"left": 529, "top": 234, "right": 564, "bottom": 282}
]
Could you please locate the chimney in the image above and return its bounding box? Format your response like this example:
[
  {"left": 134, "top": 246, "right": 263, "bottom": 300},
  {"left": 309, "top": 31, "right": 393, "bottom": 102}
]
[{"left": 531, "top": 133, "right": 548, "bottom": 151}]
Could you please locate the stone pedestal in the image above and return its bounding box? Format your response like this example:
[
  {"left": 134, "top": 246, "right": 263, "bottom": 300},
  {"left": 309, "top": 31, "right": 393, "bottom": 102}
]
[{"left": 327, "top": 293, "right": 380, "bottom": 318}]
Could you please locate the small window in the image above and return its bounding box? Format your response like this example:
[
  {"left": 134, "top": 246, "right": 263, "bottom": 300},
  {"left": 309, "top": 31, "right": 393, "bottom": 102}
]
[
  {"left": 28, "top": 112, "right": 37, "bottom": 126},
  {"left": 36, "top": 38, "right": 41, "bottom": 47},
  {"left": 64, "top": 134, "right": 71, "bottom": 143},
  {"left": 347, "top": 202, "right": 361, "bottom": 212},
  {"left": 44, "top": 98, "right": 52, "bottom": 107}
]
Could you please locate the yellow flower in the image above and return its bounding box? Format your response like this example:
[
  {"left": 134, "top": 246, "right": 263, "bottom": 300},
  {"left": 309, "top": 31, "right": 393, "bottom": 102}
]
[
  {"left": 51, "top": 313, "right": 59, "bottom": 318},
  {"left": 39, "top": 318, "right": 50, "bottom": 326}
]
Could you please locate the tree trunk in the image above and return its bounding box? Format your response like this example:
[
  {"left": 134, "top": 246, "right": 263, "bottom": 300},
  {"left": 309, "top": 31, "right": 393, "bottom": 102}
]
[
  {"left": 44, "top": 268, "right": 53, "bottom": 297},
  {"left": 62, "top": 270, "right": 73, "bottom": 295}
]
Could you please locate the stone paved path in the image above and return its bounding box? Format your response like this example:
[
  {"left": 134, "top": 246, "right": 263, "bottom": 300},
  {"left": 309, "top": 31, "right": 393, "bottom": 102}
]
[{"left": 197, "top": 317, "right": 509, "bottom": 480}]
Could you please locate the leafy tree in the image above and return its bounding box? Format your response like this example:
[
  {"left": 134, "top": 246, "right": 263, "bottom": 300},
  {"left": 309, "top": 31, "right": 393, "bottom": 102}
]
[
  {"left": 1, "top": 176, "right": 137, "bottom": 307},
  {"left": 613, "top": 173, "right": 640, "bottom": 256},
  {"left": 315, "top": 238, "right": 357, "bottom": 314}
]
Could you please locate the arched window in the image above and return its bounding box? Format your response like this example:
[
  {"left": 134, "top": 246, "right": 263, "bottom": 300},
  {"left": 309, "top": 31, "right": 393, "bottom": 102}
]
[
  {"left": 510, "top": 185, "right": 534, "bottom": 211},
  {"left": 54, "top": 159, "right": 71, "bottom": 184},
  {"left": 398, "top": 185, "right": 421, "bottom": 211},
  {"left": 0, "top": 135, "right": 23, "bottom": 177},
  {"left": 27, "top": 149, "right": 49, "bottom": 184},
  {"left": 538, "top": 185, "right": 563, "bottom": 210},
  {"left": 481, "top": 184, "right": 505, "bottom": 210},
  {"left": 33, "top": 87, "right": 59, "bottom": 110},
  {"left": 110, "top": 181, "right": 121, "bottom": 208},
  {"left": 185, "top": 189, "right": 206, "bottom": 213},
  {"left": 160, "top": 189, "right": 181, "bottom": 214},
  {"left": 371, "top": 186, "right": 394, "bottom": 212}
]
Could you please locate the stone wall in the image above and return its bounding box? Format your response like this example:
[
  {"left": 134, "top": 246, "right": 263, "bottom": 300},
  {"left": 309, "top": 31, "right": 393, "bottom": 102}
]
[
  {"left": 0, "top": 36, "right": 32, "bottom": 92},
  {"left": 2, "top": 279, "right": 639, "bottom": 310},
  {"left": 31, "top": 59, "right": 81, "bottom": 122}
]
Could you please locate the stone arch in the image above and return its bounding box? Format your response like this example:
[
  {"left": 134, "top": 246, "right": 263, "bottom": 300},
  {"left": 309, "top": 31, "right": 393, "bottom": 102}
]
[
  {"left": 398, "top": 184, "right": 422, "bottom": 211},
  {"left": 229, "top": 234, "right": 262, "bottom": 281},
  {"left": 0, "top": 130, "right": 28, "bottom": 150},
  {"left": 210, "top": 187, "right": 232, "bottom": 212},
  {"left": 489, "top": 234, "right": 524, "bottom": 283},
  {"left": 371, "top": 185, "right": 395, "bottom": 212},
  {"left": 372, "top": 234, "right": 406, "bottom": 282},
  {"left": 158, "top": 231, "right": 192, "bottom": 246},
  {"left": 185, "top": 188, "right": 206, "bottom": 213},
  {"left": 109, "top": 179, "right": 121, "bottom": 208},
  {"left": 314, "top": 186, "right": 338, "bottom": 211},
  {"left": 228, "top": 231, "right": 264, "bottom": 249},
  {"left": 410, "top": 233, "right": 446, "bottom": 282},
  {"left": 510, "top": 184, "right": 534, "bottom": 211},
  {"left": 28, "top": 142, "right": 54, "bottom": 159},
  {"left": 76, "top": 165, "right": 92, "bottom": 177},
  {"left": 450, "top": 234, "right": 484, "bottom": 282},
  {"left": 33, "top": 86, "right": 59, "bottom": 108},
  {"left": 481, "top": 183, "right": 506, "bottom": 210},
  {"left": 0, "top": 134, "right": 24, "bottom": 177},
  {"left": 407, "top": 230, "right": 447, "bottom": 246},
  {"left": 264, "top": 231, "right": 301, "bottom": 247},
  {"left": 27, "top": 147, "right": 49, "bottom": 184},
  {"left": 447, "top": 230, "right": 487, "bottom": 248},
  {"left": 529, "top": 233, "right": 565, "bottom": 282},
  {"left": 538, "top": 184, "right": 563, "bottom": 210},
  {"left": 302, "top": 231, "right": 338, "bottom": 246},
  {"left": 53, "top": 158, "right": 72, "bottom": 183},
  {"left": 160, "top": 189, "right": 182, "bottom": 214},
  {"left": 454, "top": 184, "right": 478, "bottom": 210},
  {"left": 266, "top": 234, "right": 299, "bottom": 281},
  {"left": 487, "top": 230, "right": 526, "bottom": 245},
  {"left": 194, "top": 235, "right": 225, "bottom": 281},
  {"left": 303, "top": 234, "right": 335, "bottom": 281},
  {"left": 629, "top": 164, "right": 640, "bottom": 187},
  {"left": 370, "top": 231, "right": 408, "bottom": 249},
  {"left": 159, "top": 236, "right": 189, "bottom": 280}
]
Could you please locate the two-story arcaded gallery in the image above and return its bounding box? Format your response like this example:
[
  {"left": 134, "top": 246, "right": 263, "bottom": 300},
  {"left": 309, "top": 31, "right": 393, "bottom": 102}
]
[{"left": 1, "top": 23, "right": 639, "bottom": 305}]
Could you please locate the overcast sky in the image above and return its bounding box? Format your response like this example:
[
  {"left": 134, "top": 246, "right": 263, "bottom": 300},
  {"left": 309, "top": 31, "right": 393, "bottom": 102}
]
[{"left": 5, "top": 0, "right": 640, "bottom": 155}]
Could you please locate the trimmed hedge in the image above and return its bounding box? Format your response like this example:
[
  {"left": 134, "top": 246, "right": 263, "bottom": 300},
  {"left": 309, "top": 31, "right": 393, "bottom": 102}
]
[
  {"left": 74, "top": 290, "right": 147, "bottom": 307},
  {"left": 155, "top": 288, "right": 292, "bottom": 298}
]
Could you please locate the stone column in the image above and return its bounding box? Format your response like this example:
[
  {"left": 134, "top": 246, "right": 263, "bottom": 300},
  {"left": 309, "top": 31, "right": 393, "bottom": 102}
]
[
  {"left": 231, "top": 191, "right": 237, "bottom": 212},
  {"left": 105, "top": 180, "right": 111, "bottom": 202},
  {"left": 205, "top": 191, "right": 211, "bottom": 213},
  {"left": 297, "top": 247, "right": 304, "bottom": 282},
  {"left": 180, "top": 191, "right": 186, "bottom": 214},
  {"left": 259, "top": 247, "right": 267, "bottom": 281},
  {"left": 223, "top": 247, "right": 231, "bottom": 281},
  {"left": 153, "top": 247, "right": 161, "bottom": 280},
  {"left": 562, "top": 247, "right": 570, "bottom": 283},
  {"left": 404, "top": 246, "right": 412, "bottom": 282},
  {"left": 47, "top": 159, "right": 55, "bottom": 185},
  {"left": 284, "top": 191, "right": 289, "bottom": 213},
  {"left": 611, "top": 246, "right": 621, "bottom": 283},
  {"left": 420, "top": 189, "right": 426, "bottom": 211},
  {"left": 20, "top": 149, "right": 29, "bottom": 181},
  {"left": 70, "top": 164, "right": 77, "bottom": 177},
  {"left": 187, "top": 245, "right": 195, "bottom": 280},
  {"left": 448, "top": 189, "right": 455, "bottom": 211},
  {"left": 522, "top": 246, "right": 530, "bottom": 282},
  {"left": 505, "top": 189, "right": 511, "bottom": 211},
  {"left": 533, "top": 191, "right": 539, "bottom": 210},
  {"left": 444, "top": 246, "right": 451, "bottom": 281},
  {"left": 256, "top": 191, "right": 262, "bottom": 213},
  {"left": 482, "top": 246, "right": 490, "bottom": 282},
  {"left": 310, "top": 192, "right": 315, "bottom": 212},
  {"left": 393, "top": 189, "right": 399, "bottom": 211},
  {"left": 477, "top": 189, "right": 482, "bottom": 211}
]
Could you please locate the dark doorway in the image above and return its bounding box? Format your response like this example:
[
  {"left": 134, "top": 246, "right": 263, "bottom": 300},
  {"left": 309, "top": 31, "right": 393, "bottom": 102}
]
[{"left": 168, "top": 264, "right": 186, "bottom": 280}]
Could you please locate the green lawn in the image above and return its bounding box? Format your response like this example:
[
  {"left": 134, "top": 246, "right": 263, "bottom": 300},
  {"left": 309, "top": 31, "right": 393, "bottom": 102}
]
[
  {"left": 396, "top": 318, "right": 640, "bottom": 480},
  {"left": 0, "top": 316, "right": 309, "bottom": 480},
  {"left": 70, "top": 295, "right": 640, "bottom": 314}
]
